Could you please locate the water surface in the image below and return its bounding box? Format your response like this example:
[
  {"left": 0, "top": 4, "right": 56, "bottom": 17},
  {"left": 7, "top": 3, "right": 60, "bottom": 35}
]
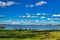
[{"left": 4, "top": 25, "right": 60, "bottom": 30}]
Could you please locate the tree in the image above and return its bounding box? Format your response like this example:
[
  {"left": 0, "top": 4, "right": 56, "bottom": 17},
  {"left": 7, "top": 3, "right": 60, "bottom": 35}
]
[{"left": 0, "top": 26, "right": 5, "bottom": 30}]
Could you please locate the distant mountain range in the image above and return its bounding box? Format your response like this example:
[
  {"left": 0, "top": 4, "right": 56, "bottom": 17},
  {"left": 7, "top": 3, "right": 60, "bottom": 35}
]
[{"left": 0, "top": 24, "right": 60, "bottom": 26}]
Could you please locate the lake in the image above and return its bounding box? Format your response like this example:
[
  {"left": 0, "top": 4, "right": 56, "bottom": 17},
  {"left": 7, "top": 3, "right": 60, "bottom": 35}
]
[{"left": 4, "top": 25, "right": 60, "bottom": 30}]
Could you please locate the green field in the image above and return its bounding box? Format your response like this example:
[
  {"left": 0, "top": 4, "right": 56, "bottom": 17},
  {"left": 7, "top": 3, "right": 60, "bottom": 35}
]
[{"left": 0, "top": 30, "right": 60, "bottom": 40}]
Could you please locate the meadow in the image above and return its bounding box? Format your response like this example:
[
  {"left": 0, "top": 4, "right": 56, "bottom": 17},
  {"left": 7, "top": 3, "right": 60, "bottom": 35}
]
[{"left": 0, "top": 30, "right": 60, "bottom": 40}]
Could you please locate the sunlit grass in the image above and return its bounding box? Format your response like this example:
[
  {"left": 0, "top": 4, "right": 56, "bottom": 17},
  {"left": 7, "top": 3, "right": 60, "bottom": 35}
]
[{"left": 0, "top": 30, "right": 60, "bottom": 40}]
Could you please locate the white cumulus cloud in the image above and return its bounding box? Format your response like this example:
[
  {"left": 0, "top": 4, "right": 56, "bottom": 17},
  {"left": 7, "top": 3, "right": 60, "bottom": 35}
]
[
  {"left": 26, "top": 13, "right": 31, "bottom": 18},
  {"left": 41, "top": 16, "right": 45, "bottom": 19},
  {"left": 35, "top": 1, "right": 47, "bottom": 6},
  {"left": 47, "top": 18, "right": 60, "bottom": 21},
  {"left": 36, "top": 13, "right": 41, "bottom": 15},
  {"left": 26, "top": 1, "right": 47, "bottom": 8},
  {"left": 26, "top": 4, "right": 34, "bottom": 8},
  {"left": 6, "top": 1, "right": 15, "bottom": 6},
  {"left": 53, "top": 14, "right": 60, "bottom": 17},
  {"left": 0, "top": 1, "right": 20, "bottom": 7}
]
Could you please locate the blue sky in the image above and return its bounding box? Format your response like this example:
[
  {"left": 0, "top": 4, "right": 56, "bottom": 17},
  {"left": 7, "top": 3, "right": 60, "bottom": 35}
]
[{"left": 0, "top": 0, "right": 60, "bottom": 25}]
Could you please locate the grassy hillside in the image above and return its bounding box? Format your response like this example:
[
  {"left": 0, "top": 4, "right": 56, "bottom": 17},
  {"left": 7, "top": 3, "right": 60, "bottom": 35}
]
[{"left": 0, "top": 30, "right": 60, "bottom": 40}]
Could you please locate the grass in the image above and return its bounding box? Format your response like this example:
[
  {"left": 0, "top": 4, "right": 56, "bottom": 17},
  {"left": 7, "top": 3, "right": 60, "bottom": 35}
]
[{"left": 0, "top": 30, "right": 60, "bottom": 40}]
